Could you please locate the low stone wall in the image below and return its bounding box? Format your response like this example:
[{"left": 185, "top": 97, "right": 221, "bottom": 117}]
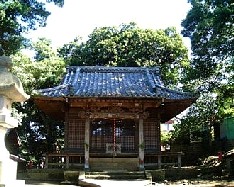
[
  {"left": 147, "top": 168, "right": 199, "bottom": 181},
  {"left": 147, "top": 166, "right": 224, "bottom": 182},
  {"left": 164, "top": 168, "right": 199, "bottom": 180},
  {"left": 171, "top": 143, "right": 204, "bottom": 165},
  {"left": 171, "top": 141, "right": 222, "bottom": 166},
  {"left": 19, "top": 169, "right": 65, "bottom": 182},
  {"left": 64, "top": 170, "right": 80, "bottom": 182}
]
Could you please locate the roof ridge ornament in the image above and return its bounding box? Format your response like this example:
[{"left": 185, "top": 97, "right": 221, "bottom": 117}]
[{"left": 146, "top": 69, "right": 156, "bottom": 91}]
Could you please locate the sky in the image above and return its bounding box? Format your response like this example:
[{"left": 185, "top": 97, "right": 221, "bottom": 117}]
[{"left": 27, "top": 0, "right": 191, "bottom": 51}]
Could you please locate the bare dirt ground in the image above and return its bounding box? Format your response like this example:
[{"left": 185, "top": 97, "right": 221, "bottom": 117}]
[
  {"left": 26, "top": 179, "right": 234, "bottom": 187},
  {"left": 156, "top": 179, "right": 234, "bottom": 186}
]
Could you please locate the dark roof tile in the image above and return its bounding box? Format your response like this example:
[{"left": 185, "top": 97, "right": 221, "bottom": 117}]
[{"left": 36, "top": 66, "right": 196, "bottom": 99}]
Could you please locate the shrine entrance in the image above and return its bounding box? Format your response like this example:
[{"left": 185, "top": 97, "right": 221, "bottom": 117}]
[{"left": 90, "top": 119, "right": 138, "bottom": 156}]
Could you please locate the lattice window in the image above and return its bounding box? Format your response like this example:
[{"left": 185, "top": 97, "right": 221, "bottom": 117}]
[
  {"left": 144, "top": 120, "right": 160, "bottom": 152},
  {"left": 117, "top": 119, "right": 136, "bottom": 152},
  {"left": 90, "top": 119, "right": 112, "bottom": 152},
  {"left": 67, "top": 119, "right": 85, "bottom": 150},
  {"left": 90, "top": 119, "right": 136, "bottom": 153},
  {"left": 121, "top": 136, "right": 135, "bottom": 151}
]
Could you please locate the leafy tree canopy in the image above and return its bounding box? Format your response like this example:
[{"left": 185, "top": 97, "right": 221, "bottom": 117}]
[
  {"left": 12, "top": 38, "right": 66, "bottom": 92},
  {"left": 173, "top": 0, "right": 234, "bottom": 146},
  {"left": 0, "top": 0, "right": 64, "bottom": 55},
  {"left": 181, "top": 0, "right": 233, "bottom": 116},
  {"left": 181, "top": 0, "right": 233, "bottom": 80},
  {"left": 58, "top": 23, "right": 190, "bottom": 87}
]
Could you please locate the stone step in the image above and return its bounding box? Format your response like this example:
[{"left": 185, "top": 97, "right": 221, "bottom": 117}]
[{"left": 85, "top": 171, "right": 146, "bottom": 180}]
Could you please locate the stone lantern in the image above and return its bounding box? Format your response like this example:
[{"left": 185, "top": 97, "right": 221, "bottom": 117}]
[{"left": 0, "top": 56, "right": 29, "bottom": 187}]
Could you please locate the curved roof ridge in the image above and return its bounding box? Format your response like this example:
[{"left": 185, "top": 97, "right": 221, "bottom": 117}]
[{"left": 66, "top": 66, "right": 160, "bottom": 74}]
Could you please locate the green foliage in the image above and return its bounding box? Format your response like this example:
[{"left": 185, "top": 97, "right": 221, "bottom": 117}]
[
  {"left": 181, "top": 0, "right": 234, "bottom": 80},
  {"left": 12, "top": 38, "right": 66, "bottom": 91},
  {"left": 13, "top": 100, "right": 64, "bottom": 161},
  {"left": 33, "top": 37, "right": 57, "bottom": 62},
  {"left": 11, "top": 39, "right": 66, "bottom": 161},
  {"left": 172, "top": 93, "right": 219, "bottom": 145},
  {"left": 161, "top": 131, "right": 172, "bottom": 145},
  {"left": 0, "top": 0, "right": 64, "bottom": 55},
  {"left": 58, "top": 23, "right": 189, "bottom": 86},
  {"left": 209, "top": 58, "right": 234, "bottom": 120},
  {"left": 172, "top": 60, "right": 233, "bottom": 145},
  {"left": 173, "top": 0, "right": 234, "bottom": 147}
]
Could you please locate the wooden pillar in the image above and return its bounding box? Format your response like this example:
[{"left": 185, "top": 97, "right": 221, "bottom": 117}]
[
  {"left": 66, "top": 155, "right": 69, "bottom": 169},
  {"left": 84, "top": 118, "right": 90, "bottom": 170},
  {"left": 157, "top": 118, "right": 162, "bottom": 169},
  {"left": 158, "top": 154, "right": 161, "bottom": 169},
  {"left": 45, "top": 155, "right": 48, "bottom": 169},
  {"left": 178, "top": 154, "right": 182, "bottom": 168},
  {"left": 139, "top": 118, "right": 144, "bottom": 170},
  {"left": 64, "top": 112, "right": 69, "bottom": 150}
]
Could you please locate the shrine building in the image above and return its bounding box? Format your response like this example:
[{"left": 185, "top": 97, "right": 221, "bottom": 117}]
[{"left": 33, "top": 66, "right": 197, "bottom": 171}]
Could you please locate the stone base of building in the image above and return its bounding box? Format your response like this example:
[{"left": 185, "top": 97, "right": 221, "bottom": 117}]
[{"left": 89, "top": 157, "right": 139, "bottom": 171}]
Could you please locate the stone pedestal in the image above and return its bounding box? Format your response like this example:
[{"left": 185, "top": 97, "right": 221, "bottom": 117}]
[{"left": 0, "top": 56, "right": 29, "bottom": 187}]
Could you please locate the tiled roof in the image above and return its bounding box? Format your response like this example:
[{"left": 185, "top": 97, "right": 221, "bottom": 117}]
[{"left": 36, "top": 66, "right": 195, "bottom": 99}]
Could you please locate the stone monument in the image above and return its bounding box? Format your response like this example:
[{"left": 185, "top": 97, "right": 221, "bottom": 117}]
[{"left": 0, "top": 56, "right": 29, "bottom": 187}]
